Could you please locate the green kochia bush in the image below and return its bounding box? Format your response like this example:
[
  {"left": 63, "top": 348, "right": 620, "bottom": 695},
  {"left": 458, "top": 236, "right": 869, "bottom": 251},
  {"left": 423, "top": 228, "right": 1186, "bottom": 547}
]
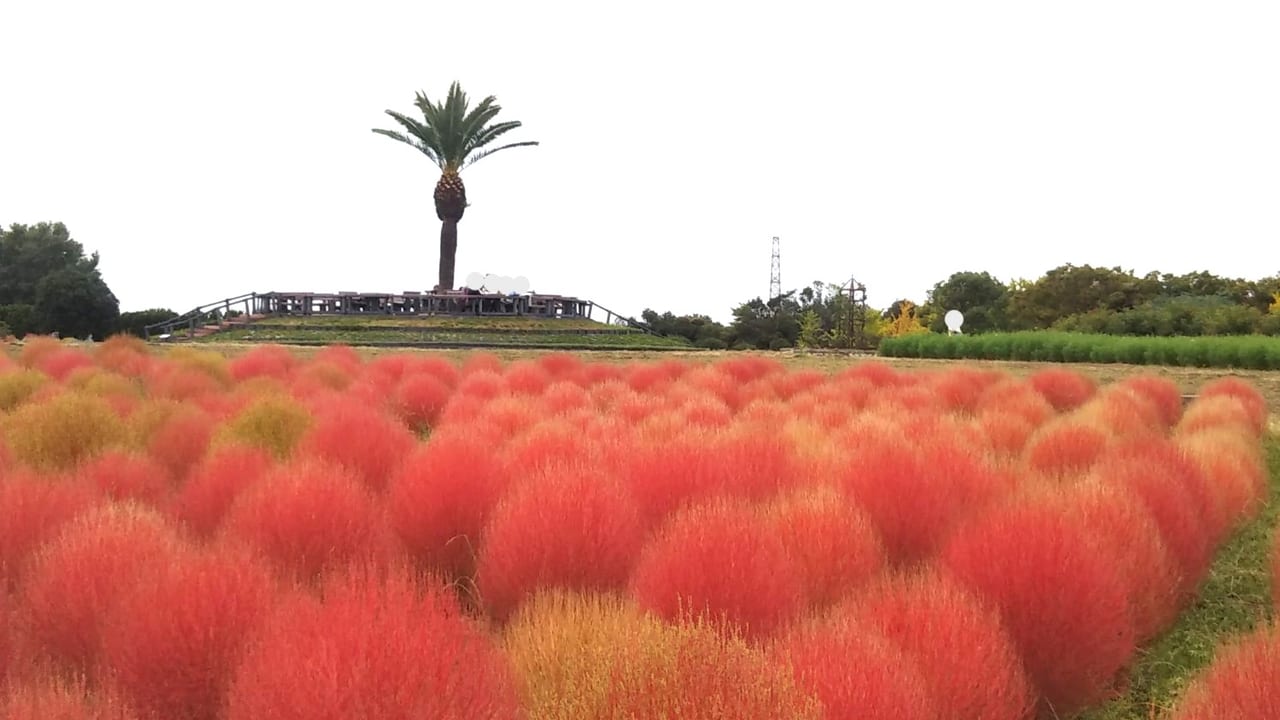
[{"left": 878, "top": 332, "right": 1280, "bottom": 370}]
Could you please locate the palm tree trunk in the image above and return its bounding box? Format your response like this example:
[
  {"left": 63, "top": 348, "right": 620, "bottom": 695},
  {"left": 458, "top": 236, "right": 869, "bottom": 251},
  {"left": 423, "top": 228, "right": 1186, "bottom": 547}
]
[{"left": 438, "top": 219, "right": 458, "bottom": 290}]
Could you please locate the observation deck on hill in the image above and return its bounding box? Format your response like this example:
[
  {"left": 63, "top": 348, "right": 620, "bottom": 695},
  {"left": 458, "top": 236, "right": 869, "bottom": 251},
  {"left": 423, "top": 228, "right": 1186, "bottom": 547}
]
[{"left": 143, "top": 290, "right": 691, "bottom": 351}]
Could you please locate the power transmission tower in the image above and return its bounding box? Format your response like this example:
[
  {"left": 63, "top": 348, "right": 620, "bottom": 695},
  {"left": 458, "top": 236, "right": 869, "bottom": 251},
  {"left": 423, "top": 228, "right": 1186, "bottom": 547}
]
[{"left": 769, "top": 236, "right": 781, "bottom": 301}]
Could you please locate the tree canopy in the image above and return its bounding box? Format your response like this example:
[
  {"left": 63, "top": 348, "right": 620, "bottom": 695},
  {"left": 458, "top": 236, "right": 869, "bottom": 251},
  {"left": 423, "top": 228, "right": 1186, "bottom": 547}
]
[{"left": 0, "top": 222, "right": 120, "bottom": 339}]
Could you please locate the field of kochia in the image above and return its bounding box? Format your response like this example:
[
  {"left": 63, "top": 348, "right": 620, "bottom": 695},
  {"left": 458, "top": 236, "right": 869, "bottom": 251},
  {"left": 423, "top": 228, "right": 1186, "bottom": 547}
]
[{"left": 0, "top": 335, "right": 1273, "bottom": 719}]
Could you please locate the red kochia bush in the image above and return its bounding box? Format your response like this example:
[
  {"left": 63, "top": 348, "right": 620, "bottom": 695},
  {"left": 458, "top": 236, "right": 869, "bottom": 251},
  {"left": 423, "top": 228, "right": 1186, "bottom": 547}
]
[
  {"left": 1115, "top": 375, "right": 1184, "bottom": 430},
  {"left": 228, "top": 344, "right": 299, "bottom": 383},
  {"left": 1, "top": 591, "right": 10, "bottom": 685},
  {"left": 845, "top": 567, "right": 1035, "bottom": 720},
  {"left": 295, "top": 399, "right": 416, "bottom": 494},
  {"left": 0, "top": 677, "right": 139, "bottom": 720},
  {"left": 0, "top": 472, "right": 98, "bottom": 591},
  {"left": 99, "top": 545, "right": 278, "bottom": 720},
  {"left": 761, "top": 487, "right": 886, "bottom": 610},
  {"left": 1022, "top": 420, "right": 1110, "bottom": 480},
  {"left": 1197, "top": 376, "right": 1268, "bottom": 436},
  {"left": 387, "top": 434, "right": 508, "bottom": 581},
  {"left": 17, "top": 504, "right": 187, "bottom": 677},
  {"left": 77, "top": 451, "right": 171, "bottom": 506},
  {"left": 940, "top": 501, "right": 1136, "bottom": 717},
  {"left": 1166, "top": 623, "right": 1280, "bottom": 720},
  {"left": 145, "top": 404, "right": 215, "bottom": 480},
  {"left": 169, "top": 444, "right": 274, "bottom": 539},
  {"left": 773, "top": 616, "right": 939, "bottom": 720},
  {"left": 225, "top": 565, "right": 522, "bottom": 720},
  {"left": 1028, "top": 367, "right": 1097, "bottom": 412},
  {"left": 1089, "top": 446, "right": 1214, "bottom": 597},
  {"left": 839, "top": 436, "right": 1002, "bottom": 565},
  {"left": 629, "top": 499, "right": 804, "bottom": 640},
  {"left": 1024, "top": 478, "right": 1181, "bottom": 642},
  {"left": 393, "top": 373, "right": 453, "bottom": 433},
  {"left": 220, "top": 459, "right": 392, "bottom": 584},
  {"left": 477, "top": 468, "right": 644, "bottom": 622}
]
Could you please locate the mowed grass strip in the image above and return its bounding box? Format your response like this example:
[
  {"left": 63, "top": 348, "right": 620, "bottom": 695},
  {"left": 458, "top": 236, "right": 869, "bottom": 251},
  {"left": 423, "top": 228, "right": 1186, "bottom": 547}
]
[{"left": 1081, "top": 436, "right": 1280, "bottom": 720}]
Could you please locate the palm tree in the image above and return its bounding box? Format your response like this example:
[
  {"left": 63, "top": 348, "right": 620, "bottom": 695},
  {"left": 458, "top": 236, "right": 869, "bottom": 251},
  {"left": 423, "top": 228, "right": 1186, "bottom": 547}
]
[{"left": 373, "top": 82, "right": 538, "bottom": 291}]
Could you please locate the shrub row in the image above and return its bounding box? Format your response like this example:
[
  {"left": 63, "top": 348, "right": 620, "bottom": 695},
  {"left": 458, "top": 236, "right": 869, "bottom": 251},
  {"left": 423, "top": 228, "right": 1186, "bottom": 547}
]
[{"left": 878, "top": 331, "right": 1280, "bottom": 370}]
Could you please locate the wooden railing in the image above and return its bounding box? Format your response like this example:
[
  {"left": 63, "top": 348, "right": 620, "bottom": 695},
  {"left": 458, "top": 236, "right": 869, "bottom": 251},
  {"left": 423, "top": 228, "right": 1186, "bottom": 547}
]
[{"left": 145, "top": 290, "right": 660, "bottom": 339}]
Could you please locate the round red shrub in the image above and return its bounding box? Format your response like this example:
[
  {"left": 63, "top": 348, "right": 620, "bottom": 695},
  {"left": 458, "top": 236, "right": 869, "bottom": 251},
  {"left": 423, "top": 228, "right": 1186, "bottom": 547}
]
[
  {"left": 1115, "top": 374, "right": 1183, "bottom": 429},
  {"left": 774, "top": 614, "right": 939, "bottom": 720},
  {"left": 145, "top": 404, "right": 215, "bottom": 480},
  {"left": 228, "top": 345, "right": 299, "bottom": 383},
  {"left": 0, "top": 471, "right": 98, "bottom": 591},
  {"left": 477, "top": 468, "right": 645, "bottom": 622},
  {"left": 1028, "top": 368, "right": 1097, "bottom": 412},
  {"left": 1, "top": 677, "right": 139, "bottom": 720},
  {"left": 0, "top": 591, "right": 10, "bottom": 686},
  {"left": 1166, "top": 623, "right": 1280, "bottom": 720},
  {"left": 762, "top": 487, "right": 886, "bottom": 610},
  {"left": 225, "top": 564, "right": 522, "bottom": 720},
  {"left": 169, "top": 444, "right": 273, "bottom": 538},
  {"left": 1103, "top": 435, "right": 1230, "bottom": 552},
  {"left": 79, "top": 450, "right": 172, "bottom": 506},
  {"left": 1089, "top": 448, "right": 1214, "bottom": 597},
  {"left": 295, "top": 399, "right": 416, "bottom": 493},
  {"left": 220, "top": 459, "right": 392, "bottom": 584},
  {"left": 629, "top": 499, "right": 804, "bottom": 640},
  {"left": 17, "top": 504, "right": 188, "bottom": 676},
  {"left": 503, "top": 360, "right": 553, "bottom": 395},
  {"left": 844, "top": 566, "right": 1035, "bottom": 720},
  {"left": 840, "top": 436, "right": 1003, "bottom": 565},
  {"left": 1176, "top": 429, "right": 1269, "bottom": 528},
  {"left": 34, "top": 348, "right": 97, "bottom": 383},
  {"left": 940, "top": 500, "right": 1136, "bottom": 716},
  {"left": 1026, "top": 478, "right": 1182, "bottom": 642},
  {"left": 927, "top": 366, "right": 1006, "bottom": 415},
  {"left": 975, "top": 379, "right": 1058, "bottom": 428},
  {"left": 498, "top": 422, "right": 597, "bottom": 476},
  {"left": 1023, "top": 420, "right": 1111, "bottom": 480},
  {"left": 1197, "top": 376, "right": 1268, "bottom": 436},
  {"left": 393, "top": 373, "right": 452, "bottom": 433},
  {"left": 386, "top": 434, "right": 508, "bottom": 581},
  {"left": 975, "top": 410, "right": 1037, "bottom": 459},
  {"left": 100, "top": 544, "right": 277, "bottom": 720}
]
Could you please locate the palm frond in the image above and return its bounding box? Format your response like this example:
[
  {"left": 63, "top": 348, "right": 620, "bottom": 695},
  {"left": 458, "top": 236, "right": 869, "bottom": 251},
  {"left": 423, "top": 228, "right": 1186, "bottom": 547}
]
[
  {"left": 381, "top": 81, "right": 537, "bottom": 173},
  {"left": 463, "top": 120, "right": 522, "bottom": 158},
  {"left": 372, "top": 110, "right": 444, "bottom": 167},
  {"left": 463, "top": 140, "right": 540, "bottom": 169}
]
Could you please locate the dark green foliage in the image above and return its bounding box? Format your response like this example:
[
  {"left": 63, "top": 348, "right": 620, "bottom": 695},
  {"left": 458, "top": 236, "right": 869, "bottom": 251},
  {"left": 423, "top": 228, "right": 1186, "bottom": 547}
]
[
  {"left": 0, "top": 222, "right": 120, "bottom": 339},
  {"left": 924, "top": 271, "right": 1010, "bottom": 334},
  {"left": 116, "top": 309, "right": 180, "bottom": 338},
  {"left": 0, "top": 304, "right": 36, "bottom": 337},
  {"left": 33, "top": 266, "right": 120, "bottom": 340},
  {"left": 879, "top": 331, "right": 1280, "bottom": 370}
]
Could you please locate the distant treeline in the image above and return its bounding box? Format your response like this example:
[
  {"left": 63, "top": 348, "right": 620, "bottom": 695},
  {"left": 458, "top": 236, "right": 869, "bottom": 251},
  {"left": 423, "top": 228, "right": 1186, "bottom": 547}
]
[{"left": 639, "top": 265, "right": 1280, "bottom": 351}]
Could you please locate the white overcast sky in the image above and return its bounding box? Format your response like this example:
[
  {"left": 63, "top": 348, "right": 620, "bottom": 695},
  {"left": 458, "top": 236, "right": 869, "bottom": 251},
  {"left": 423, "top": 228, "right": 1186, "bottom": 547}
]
[{"left": 2, "top": 1, "right": 1277, "bottom": 324}]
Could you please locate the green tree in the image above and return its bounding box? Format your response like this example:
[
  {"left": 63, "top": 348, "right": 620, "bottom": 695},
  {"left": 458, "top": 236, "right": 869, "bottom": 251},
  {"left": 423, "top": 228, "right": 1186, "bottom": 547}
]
[
  {"left": 924, "top": 271, "right": 1010, "bottom": 334},
  {"left": 0, "top": 222, "right": 119, "bottom": 338},
  {"left": 1007, "top": 264, "right": 1154, "bottom": 330},
  {"left": 33, "top": 266, "right": 119, "bottom": 339},
  {"left": 0, "top": 222, "right": 102, "bottom": 305},
  {"left": 372, "top": 82, "right": 539, "bottom": 290}
]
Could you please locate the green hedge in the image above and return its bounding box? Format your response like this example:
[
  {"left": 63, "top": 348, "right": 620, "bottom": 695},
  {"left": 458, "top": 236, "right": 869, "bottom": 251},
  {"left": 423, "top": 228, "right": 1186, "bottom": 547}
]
[{"left": 877, "top": 331, "right": 1280, "bottom": 370}]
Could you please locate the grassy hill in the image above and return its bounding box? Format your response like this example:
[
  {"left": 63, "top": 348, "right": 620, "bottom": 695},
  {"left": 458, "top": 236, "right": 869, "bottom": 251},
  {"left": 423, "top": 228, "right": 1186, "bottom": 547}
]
[{"left": 185, "top": 314, "right": 695, "bottom": 351}]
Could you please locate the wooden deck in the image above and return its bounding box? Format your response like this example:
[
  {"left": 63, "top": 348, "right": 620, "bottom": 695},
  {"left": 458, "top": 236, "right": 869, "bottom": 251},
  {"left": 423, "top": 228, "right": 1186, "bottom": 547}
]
[
  {"left": 144, "top": 290, "right": 652, "bottom": 340},
  {"left": 253, "top": 290, "right": 592, "bottom": 319}
]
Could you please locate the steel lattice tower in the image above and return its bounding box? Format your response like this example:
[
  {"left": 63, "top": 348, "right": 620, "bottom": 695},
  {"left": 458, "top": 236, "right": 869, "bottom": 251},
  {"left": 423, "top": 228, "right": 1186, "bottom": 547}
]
[{"left": 769, "top": 236, "right": 781, "bottom": 301}]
